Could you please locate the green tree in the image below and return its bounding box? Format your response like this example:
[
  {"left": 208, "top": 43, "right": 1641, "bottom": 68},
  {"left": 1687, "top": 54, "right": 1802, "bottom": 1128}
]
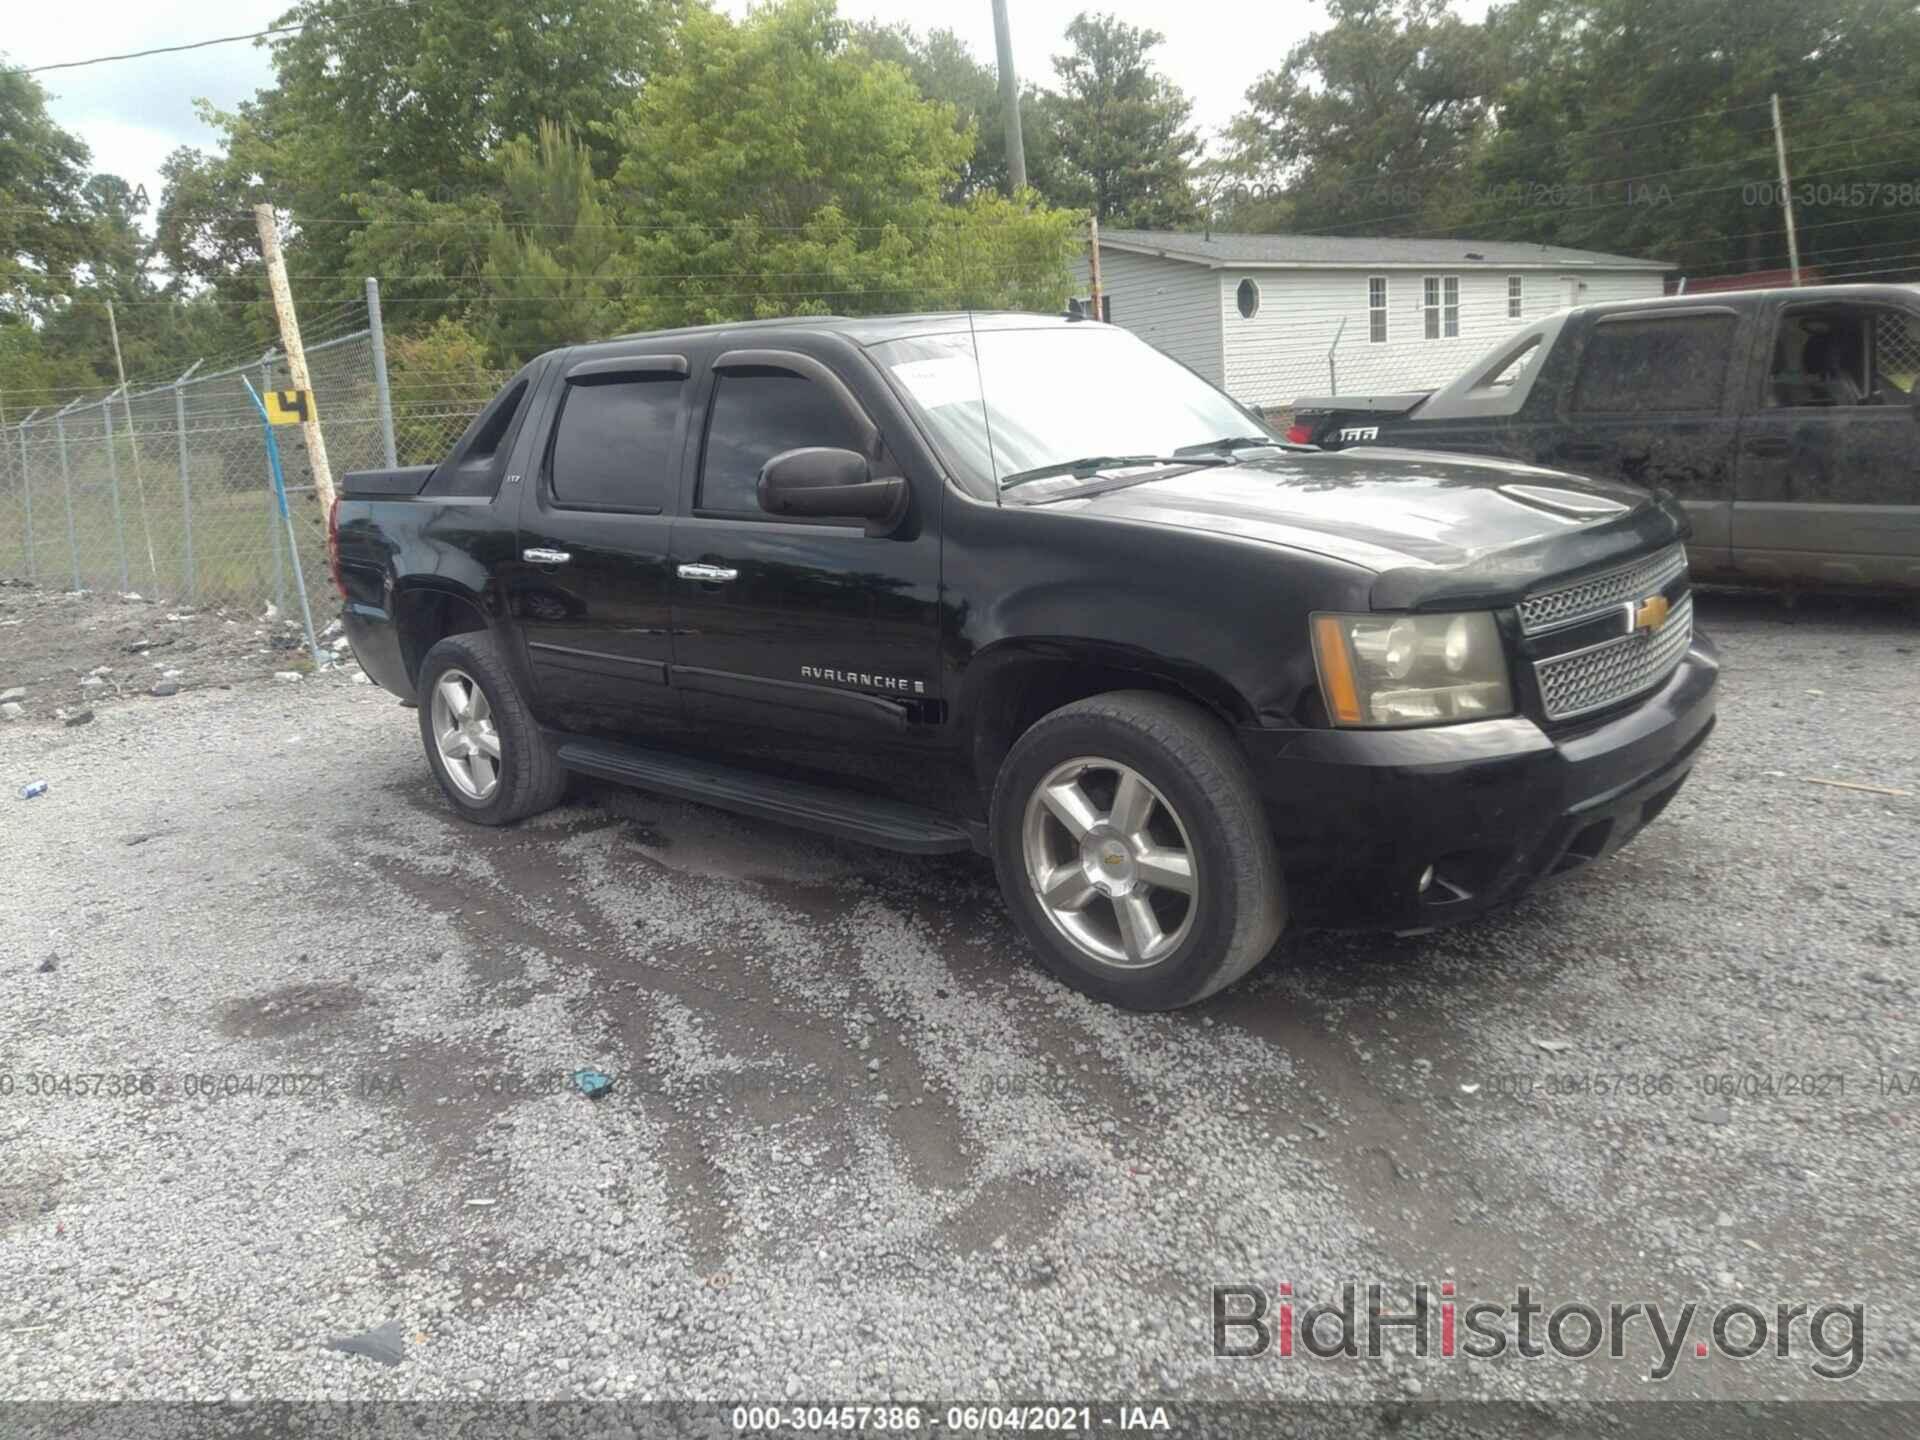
[
  {"left": 182, "top": 0, "right": 680, "bottom": 317},
  {"left": 0, "top": 67, "right": 95, "bottom": 323},
  {"left": 849, "top": 22, "right": 1072, "bottom": 205},
  {"left": 1223, "top": 0, "right": 1492, "bottom": 235},
  {"left": 1040, "top": 12, "right": 1200, "bottom": 228},
  {"left": 1469, "top": 0, "right": 1920, "bottom": 280},
  {"left": 483, "top": 123, "right": 624, "bottom": 362},
  {"left": 607, "top": 0, "right": 1079, "bottom": 329}
]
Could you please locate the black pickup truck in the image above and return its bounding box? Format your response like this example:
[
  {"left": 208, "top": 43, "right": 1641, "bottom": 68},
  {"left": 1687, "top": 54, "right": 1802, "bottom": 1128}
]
[
  {"left": 1290, "top": 283, "right": 1920, "bottom": 592},
  {"left": 332, "top": 312, "right": 1718, "bottom": 1010}
]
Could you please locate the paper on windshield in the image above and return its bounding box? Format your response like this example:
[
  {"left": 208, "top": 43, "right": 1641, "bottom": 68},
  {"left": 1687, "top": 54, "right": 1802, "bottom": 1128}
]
[{"left": 888, "top": 356, "right": 981, "bottom": 411}]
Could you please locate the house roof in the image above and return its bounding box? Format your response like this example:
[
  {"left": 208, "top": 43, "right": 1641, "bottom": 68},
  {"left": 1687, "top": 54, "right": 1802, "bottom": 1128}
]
[{"left": 1098, "top": 230, "right": 1672, "bottom": 272}]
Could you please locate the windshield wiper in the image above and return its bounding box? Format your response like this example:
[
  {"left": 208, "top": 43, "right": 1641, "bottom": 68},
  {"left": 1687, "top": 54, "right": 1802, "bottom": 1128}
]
[
  {"left": 999, "top": 453, "right": 1233, "bottom": 491},
  {"left": 1174, "top": 434, "right": 1303, "bottom": 456}
]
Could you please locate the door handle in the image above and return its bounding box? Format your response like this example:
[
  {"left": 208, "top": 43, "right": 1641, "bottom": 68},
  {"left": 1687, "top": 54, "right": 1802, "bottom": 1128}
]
[
  {"left": 1743, "top": 437, "right": 1792, "bottom": 457},
  {"left": 522, "top": 547, "right": 571, "bottom": 565},
  {"left": 677, "top": 563, "right": 739, "bottom": 583}
]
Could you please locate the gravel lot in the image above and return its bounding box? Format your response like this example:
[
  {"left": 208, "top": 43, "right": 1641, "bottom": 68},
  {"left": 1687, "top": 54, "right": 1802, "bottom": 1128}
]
[{"left": 2, "top": 587, "right": 1917, "bottom": 1428}]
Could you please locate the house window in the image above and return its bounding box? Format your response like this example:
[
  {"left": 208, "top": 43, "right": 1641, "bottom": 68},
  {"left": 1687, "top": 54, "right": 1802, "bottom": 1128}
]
[
  {"left": 1237, "top": 278, "right": 1261, "bottom": 319},
  {"left": 1443, "top": 276, "right": 1460, "bottom": 337},
  {"left": 1508, "top": 275, "right": 1524, "bottom": 318},
  {"left": 1424, "top": 276, "right": 1461, "bottom": 337},
  {"left": 1368, "top": 276, "right": 1387, "bottom": 343}
]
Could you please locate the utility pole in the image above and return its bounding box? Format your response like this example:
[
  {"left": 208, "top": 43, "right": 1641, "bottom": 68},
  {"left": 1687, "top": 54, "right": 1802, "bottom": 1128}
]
[
  {"left": 253, "top": 203, "right": 336, "bottom": 511},
  {"left": 105, "top": 297, "right": 162, "bottom": 592},
  {"left": 991, "top": 0, "right": 1028, "bottom": 195},
  {"left": 1088, "top": 214, "right": 1104, "bottom": 321},
  {"left": 1770, "top": 93, "right": 1802, "bottom": 286}
]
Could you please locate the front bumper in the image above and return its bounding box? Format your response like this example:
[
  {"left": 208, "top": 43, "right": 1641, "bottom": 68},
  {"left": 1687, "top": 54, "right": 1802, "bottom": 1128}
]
[{"left": 1240, "top": 632, "right": 1720, "bottom": 929}]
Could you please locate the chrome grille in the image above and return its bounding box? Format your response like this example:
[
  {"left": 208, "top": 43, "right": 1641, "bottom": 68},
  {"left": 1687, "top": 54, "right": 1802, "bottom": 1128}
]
[
  {"left": 1533, "top": 594, "right": 1694, "bottom": 721},
  {"left": 1518, "top": 545, "right": 1688, "bottom": 635}
]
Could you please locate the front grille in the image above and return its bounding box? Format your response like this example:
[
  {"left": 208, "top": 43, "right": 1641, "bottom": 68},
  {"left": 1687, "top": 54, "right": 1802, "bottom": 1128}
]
[
  {"left": 1533, "top": 593, "right": 1694, "bottom": 721},
  {"left": 1518, "top": 545, "right": 1688, "bottom": 636}
]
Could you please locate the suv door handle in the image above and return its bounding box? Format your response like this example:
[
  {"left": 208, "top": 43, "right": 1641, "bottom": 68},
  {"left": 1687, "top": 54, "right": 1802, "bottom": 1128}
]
[
  {"left": 522, "top": 547, "right": 571, "bottom": 565},
  {"left": 1743, "top": 436, "right": 1792, "bottom": 457},
  {"left": 677, "top": 563, "right": 739, "bottom": 583}
]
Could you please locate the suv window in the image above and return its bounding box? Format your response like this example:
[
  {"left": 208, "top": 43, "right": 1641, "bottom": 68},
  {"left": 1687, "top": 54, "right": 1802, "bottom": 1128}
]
[
  {"left": 1766, "top": 304, "right": 1920, "bottom": 407},
  {"left": 1569, "top": 314, "right": 1737, "bottom": 414},
  {"left": 548, "top": 376, "right": 683, "bottom": 511},
  {"left": 699, "top": 370, "right": 871, "bottom": 515}
]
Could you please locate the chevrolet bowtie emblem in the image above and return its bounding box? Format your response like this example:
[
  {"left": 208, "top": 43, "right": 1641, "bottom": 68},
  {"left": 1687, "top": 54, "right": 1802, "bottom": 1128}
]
[{"left": 1630, "top": 594, "right": 1670, "bottom": 632}]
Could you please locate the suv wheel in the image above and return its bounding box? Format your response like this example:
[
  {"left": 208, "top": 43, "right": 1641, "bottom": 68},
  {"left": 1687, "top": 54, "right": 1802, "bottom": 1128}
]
[
  {"left": 989, "top": 691, "right": 1286, "bottom": 1009},
  {"left": 417, "top": 631, "right": 567, "bottom": 825}
]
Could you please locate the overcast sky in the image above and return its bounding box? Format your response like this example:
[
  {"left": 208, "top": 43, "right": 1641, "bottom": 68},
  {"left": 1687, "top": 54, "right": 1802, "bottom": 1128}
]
[{"left": 9, "top": 0, "right": 1488, "bottom": 219}]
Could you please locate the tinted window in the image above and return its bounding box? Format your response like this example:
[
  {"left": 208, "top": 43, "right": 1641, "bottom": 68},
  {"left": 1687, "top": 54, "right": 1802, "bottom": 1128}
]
[
  {"left": 699, "top": 371, "right": 869, "bottom": 514},
  {"left": 1569, "top": 315, "right": 1737, "bottom": 414},
  {"left": 549, "top": 377, "right": 682, "bottom": 511}
]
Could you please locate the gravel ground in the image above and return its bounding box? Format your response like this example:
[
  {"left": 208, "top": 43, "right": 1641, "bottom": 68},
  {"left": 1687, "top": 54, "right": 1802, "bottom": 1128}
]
[{"left": 2, "top": 588, "right": 1916, "bottom": 1428}]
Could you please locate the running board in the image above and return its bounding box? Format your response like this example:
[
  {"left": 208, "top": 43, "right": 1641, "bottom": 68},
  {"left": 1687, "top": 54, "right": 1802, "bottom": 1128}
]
[{"left": 553, "top": 737, "right": 975, "bottom": 855}]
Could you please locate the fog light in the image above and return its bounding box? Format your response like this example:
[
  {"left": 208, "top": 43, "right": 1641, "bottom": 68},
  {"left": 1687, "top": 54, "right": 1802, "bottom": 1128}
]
[{"left": 1418, "top": 864, "right": 1436, "bottom": 894}]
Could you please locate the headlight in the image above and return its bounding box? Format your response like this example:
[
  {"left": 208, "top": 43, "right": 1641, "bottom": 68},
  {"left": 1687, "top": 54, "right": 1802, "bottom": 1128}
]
[{"left": 1311, "top": 611, "right": 1513, "bottom": 727}]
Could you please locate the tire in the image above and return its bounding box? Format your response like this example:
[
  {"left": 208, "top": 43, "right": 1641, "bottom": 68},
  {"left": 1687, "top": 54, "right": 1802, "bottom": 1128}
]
[
  {"left": 416, "top": 631, "right": 567, "bottom": 826},
  {"left": 988, "top": 690, "right": 1286, "bottom": 1010}
]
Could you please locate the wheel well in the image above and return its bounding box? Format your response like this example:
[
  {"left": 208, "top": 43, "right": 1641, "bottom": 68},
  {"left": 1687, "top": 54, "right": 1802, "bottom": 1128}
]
[
  {"left": 970, "top": 656, "right": 1248, "bottom": 802},
  {"left": 395, "top": 589, "right": 490, "bottom": 684}
]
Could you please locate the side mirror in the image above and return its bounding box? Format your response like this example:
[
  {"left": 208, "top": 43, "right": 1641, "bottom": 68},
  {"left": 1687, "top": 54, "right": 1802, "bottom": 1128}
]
[{"left": 757, "top": 447, "right": 908, "bottom": 536}]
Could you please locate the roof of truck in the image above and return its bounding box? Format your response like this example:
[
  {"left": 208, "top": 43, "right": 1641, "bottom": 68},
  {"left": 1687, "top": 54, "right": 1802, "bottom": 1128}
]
[
  {"left": 1575, "top": 281, "right": 1920, "bottom": 319},
  {"left": 593, "top": 311, "right": 1089, "bottom": 350}
]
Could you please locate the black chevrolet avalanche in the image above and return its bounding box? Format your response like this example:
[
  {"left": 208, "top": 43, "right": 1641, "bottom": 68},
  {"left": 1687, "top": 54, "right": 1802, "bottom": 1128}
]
[{"left": 333, "top": 313, "right": 1719, "bottom": 1010}]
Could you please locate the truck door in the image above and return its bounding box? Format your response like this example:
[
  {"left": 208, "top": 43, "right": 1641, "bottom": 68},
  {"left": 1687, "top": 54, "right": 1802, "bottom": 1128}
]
[
  {"left": 1546, "top": 306, "right": 1746, "bottom": 579},
  {"left": 508, "top": 354, "right": 691, "bottom": 740},
  {"left": 1732, "top": 298, "right": 1920, "bottom": 588},
  {"left": 667, "top": 347, "right": 945, "bottom": 808}
]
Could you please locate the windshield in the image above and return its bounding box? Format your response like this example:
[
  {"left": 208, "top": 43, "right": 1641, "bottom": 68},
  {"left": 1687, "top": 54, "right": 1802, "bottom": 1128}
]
[{"left": 870, "top": 325, "right": 1278, "bottom": 498}]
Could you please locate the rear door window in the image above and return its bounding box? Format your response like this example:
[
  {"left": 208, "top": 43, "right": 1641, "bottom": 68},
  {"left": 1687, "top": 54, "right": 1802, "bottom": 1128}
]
[
  {"left": 1569, "top": 314, "right": 1738, "bottom": 414},
  {"left": 548, "top": 376, "right": 684, "bottom": 512}
]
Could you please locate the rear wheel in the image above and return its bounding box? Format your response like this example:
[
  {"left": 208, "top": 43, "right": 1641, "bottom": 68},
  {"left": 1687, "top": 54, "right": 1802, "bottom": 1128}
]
[
  {"left": 417, "top": 631, "right": 566, "bottom": 825},
  {"left": 990, "top": 691, "right": 1285, "bottom": 1009}
]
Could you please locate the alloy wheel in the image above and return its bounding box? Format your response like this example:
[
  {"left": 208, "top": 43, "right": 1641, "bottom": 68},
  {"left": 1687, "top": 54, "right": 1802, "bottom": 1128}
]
[
  {"left": 430, "top": 668, "right": 502, "bottom": 801},
  {"left": 1020, "top": 756, "right": 1198, "bottom": 969}
]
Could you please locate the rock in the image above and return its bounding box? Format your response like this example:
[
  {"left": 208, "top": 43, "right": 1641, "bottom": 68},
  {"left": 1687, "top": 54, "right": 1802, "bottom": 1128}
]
[
  {"left": 326, "top": 1319, "right": 406, "bottom": 1366},
  {"left": 0, "top": 703, "right": 23, "bottom": 721},
  {"left": 88, "top": 665, "right": 113, "bottom": 677},
  {"left": 79, "top": 676, "right": 105, "bottom": 689},
  {"left": 274, "top": 671, "right": 303, "bottom": 683},
  {"left": 38, "top": 954, "right": 58, "bottom": 974},
  {"left": 0, "top": 687, "right": 24, "bottom": 704},
  {"left": 63, "top": 708, "right": 94, "bottom": 727},
  {"left": 150, "top": 681, "right": 180, "bottom": 698}
]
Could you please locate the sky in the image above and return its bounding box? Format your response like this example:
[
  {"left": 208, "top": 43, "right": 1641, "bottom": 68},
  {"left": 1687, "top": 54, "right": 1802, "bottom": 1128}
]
[{"left": 6, "top": 0, "right": 1480, "bottom": 222}]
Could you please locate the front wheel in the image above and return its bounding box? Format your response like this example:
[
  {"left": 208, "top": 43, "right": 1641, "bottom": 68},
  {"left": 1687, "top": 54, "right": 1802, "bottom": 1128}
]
[
  {"left": 417, "top": 631, "right": 566, "bottom": 825},
  {"left": 989, "top": 691, "right": 1286, "bottom": 1010}
]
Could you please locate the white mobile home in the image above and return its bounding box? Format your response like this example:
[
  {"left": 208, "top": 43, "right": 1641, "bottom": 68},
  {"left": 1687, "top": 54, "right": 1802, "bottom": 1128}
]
[{"left": 1071, "top": 231, "right": 1671, "bottom": 411}]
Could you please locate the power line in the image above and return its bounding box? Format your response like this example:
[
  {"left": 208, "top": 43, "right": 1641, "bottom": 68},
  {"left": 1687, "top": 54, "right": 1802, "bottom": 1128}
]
[{"left": 10, "top": 0, "right": 427, "bottom": 75}]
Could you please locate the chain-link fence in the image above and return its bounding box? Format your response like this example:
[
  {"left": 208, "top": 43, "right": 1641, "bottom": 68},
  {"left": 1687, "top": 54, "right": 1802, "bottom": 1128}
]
[{"left": 0, "top": 328, "right": 419, "bottom": 619}]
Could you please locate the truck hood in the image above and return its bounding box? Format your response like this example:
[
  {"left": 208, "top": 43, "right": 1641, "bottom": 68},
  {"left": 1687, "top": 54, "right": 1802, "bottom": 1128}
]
[{"left": 1044, "top": 446, "right": 1688, "bottom": 610}]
